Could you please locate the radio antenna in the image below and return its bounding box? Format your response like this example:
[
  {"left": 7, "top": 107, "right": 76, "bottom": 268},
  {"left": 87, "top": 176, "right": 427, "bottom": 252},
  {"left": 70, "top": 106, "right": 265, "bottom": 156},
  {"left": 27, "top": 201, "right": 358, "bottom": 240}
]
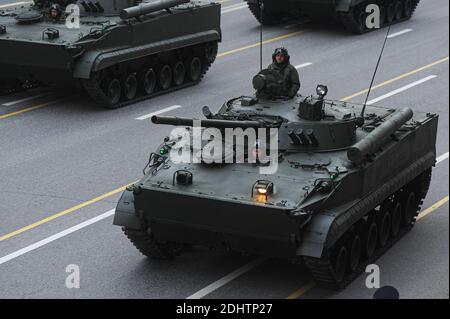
[
  {"left": 359, "top": 22, "right": 392, "bottom": 126},
  {"left": 259, "top": 0, "right": 264, "bottom": 71}
]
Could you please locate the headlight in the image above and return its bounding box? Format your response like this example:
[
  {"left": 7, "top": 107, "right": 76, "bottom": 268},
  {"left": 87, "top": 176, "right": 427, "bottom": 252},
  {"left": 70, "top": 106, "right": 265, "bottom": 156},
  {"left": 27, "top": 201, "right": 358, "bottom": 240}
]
[{"left": 316, "top": 84, "right": 328, "bottom": 98}]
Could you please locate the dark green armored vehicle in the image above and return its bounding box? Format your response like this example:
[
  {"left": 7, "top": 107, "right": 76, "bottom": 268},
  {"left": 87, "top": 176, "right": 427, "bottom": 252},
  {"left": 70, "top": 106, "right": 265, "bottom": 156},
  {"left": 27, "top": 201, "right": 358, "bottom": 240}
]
[
  {"left": 114, "top": 69, "right": 438, "bottom": 289},
  {"left": 0, "top": 0, "right": 221, "bottom": 108},
  {"left": 245, "top": 0, "right": 420, "bottom": 33}
]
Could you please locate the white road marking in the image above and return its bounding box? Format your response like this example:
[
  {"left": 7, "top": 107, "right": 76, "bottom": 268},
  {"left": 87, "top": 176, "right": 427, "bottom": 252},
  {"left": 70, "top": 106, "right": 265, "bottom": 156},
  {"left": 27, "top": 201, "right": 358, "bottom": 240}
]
[
  {"left": 0, "top": 210, "right": 115, "bottom": 266},
  {"left": 387, "top": 29, "right": 413, "bottom": 39},
  {"left": 136, "top": 105, "right": 182, "bottom": 121},
  {"left": 295, "top": 62, "right": 313, "bottom": 69},
  {"left": 367, "top": 75, "right": 437, "bottom": 105},
  {"left": 0, "top": 1, "right": 30, "bottom": 8},
  {"left": 2, "top": 92, "right": 52, "bottom": 107},
  {"left": 221, "top": 3, "right": 247, "bottom": 14},
  {"left": 186, "top": 257, "right": 267, "bottom": 299},
  {"left": 437, "top": 152, "right": 449, "bottom": 164}
]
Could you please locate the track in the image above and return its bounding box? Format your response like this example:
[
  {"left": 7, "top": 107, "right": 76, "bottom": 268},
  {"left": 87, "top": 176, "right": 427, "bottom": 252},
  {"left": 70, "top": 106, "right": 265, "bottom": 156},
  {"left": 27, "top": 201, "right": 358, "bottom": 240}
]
[
  {"left": 339, "top": 0, "right": 420, "bottom": 33},
  {"left": 0, "top": 0, "right": 448, "bottom": 299},
  {"left": 81, "top": 45, "right": 216, "bottom": 109},
  {"left": 0, "top": 80, "right": 38, "bottom": 96}
]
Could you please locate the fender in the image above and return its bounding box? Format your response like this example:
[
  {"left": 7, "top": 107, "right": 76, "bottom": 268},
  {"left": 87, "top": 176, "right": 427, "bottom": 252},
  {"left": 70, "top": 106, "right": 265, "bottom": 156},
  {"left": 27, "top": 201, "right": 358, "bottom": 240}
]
[{"left": 113, "top": 190, "right": 144, "bottom": 230}]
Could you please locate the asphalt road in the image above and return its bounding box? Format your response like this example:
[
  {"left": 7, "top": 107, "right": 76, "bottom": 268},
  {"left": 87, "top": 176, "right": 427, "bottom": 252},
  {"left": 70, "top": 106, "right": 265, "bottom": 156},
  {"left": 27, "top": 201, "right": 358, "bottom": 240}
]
[{"left": 0, "top": 0, "right": 448, "bottom": 299}]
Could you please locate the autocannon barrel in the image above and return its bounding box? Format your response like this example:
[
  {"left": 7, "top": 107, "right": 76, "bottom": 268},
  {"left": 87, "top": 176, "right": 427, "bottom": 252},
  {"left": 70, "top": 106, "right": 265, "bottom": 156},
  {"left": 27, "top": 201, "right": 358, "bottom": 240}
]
[
  {"left": 151, "top": 116, "right": 263, "bottom": 129},
  {"left": 347, "top": 107, "right": 414, "bottom": 164},
  {"left": 120, "top": 0, "right": 190, "bottom": 20}
]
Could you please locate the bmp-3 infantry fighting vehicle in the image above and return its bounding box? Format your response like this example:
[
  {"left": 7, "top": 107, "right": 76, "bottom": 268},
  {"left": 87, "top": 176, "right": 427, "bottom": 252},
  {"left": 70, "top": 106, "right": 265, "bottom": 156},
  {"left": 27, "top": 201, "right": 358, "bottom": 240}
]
[
  {"left": 245, "top": 0, "right": 420, "bottom": 34},
  {"left": 0, "top": 0, "right": 221, "bottom": 108},
  {"left": 114, "top": 69, "right": 438, "bottom": 289}
]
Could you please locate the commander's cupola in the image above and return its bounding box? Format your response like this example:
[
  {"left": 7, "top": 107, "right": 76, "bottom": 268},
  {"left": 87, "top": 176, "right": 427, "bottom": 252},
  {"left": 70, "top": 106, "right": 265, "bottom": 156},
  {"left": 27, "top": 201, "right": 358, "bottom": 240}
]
[{"left": 297, "top": 84, "right": 328, "bottom": 121}]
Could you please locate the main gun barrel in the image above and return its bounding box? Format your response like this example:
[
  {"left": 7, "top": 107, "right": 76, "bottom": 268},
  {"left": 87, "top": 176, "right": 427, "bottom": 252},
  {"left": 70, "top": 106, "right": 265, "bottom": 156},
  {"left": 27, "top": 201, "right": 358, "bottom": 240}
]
[
  {"left": 120, "top": 0, "right": 190, "bottom": 20},
  {"left": 347, "top": 107, "right": 414, "bottom": 163},
  {"left": 151, "top": 116, "right": 263, "bottom": 129}
]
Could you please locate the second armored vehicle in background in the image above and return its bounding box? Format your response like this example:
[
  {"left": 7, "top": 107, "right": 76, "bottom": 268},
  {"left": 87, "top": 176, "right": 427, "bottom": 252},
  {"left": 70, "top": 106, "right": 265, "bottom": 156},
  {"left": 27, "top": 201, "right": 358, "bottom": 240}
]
[
  {"left": 0, "top": 0, "right": 221, "bottom": 108},
  {"left": 245, "top": 0, "right": 420, "bottom": 34}
]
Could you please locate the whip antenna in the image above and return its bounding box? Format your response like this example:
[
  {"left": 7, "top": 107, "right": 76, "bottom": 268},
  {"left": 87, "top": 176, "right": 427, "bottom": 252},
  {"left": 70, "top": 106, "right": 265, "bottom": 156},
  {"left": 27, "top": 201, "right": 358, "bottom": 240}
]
[{"left": 359, "top": 22, "right": 392, "bottom": 125}]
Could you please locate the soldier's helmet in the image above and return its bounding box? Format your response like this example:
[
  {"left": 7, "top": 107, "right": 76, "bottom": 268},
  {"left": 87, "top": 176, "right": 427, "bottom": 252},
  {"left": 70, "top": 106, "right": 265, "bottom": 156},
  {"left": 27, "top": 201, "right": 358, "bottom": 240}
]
[{"left": 272, "top": 47, "right": 290, "bottom": 64}]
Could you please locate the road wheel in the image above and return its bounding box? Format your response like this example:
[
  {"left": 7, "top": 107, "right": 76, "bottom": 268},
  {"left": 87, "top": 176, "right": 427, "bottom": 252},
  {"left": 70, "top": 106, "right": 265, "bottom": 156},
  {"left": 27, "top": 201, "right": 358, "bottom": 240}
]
[
  {"left": 173, "top": 61, "right": 186, "bottom": 86},
  {"left": 188, "top": 57, "right": 202, "bottom": 82},
  {"left": 331, "top": 243, "right": 348, "bottom": 284},
  {"left": 158, "top": 65, "right": 172, "bottom": 90},
  {"left": 348, "top": 233, "right": 362, "bottom": 273},
  {"left": 403, "top": 191, "right": 418, "bottom": 226},
  {"left": 391, "top": 201, "right": 403, "bottom": 237},
  {"left": 102, "top": 78, "right": 121, "bottom": 107},
  {"left": 122, "top": 73, "right": 138, "bottom": 101},
  {"left": 139, "top": 68, "right": 157, "bottom": 95},
  {"left": 394, "top": 1, "right": 403, "bottom": 20},
  {"left": 363, "top": 219, "right": 378, "bottom": 259},
  {"left": 377, "top": 210, "right": 391, "bottom": 247}
]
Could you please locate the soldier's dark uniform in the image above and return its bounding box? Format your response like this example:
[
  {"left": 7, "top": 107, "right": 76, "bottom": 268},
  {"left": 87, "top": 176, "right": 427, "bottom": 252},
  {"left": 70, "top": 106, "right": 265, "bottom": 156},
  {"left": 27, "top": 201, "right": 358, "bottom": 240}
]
[{"left": 268, "top": 48, "right": 300, "bottom": 98}]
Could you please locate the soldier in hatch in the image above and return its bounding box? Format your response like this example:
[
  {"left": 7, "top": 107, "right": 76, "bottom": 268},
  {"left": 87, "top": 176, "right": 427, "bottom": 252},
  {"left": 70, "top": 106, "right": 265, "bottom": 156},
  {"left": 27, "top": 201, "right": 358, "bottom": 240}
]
[{"left": 268, "top": 47, "right": 300, "bottom": 98}]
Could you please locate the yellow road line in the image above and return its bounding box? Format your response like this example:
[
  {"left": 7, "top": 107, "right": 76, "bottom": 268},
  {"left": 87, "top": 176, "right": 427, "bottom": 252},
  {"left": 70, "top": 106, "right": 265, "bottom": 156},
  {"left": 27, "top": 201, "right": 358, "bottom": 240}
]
[
  {"left": 286, "top": 281, "right": 316, "bottom": 299},
  {"left": 218, "top": 31, "right": 306, "bottom": 58},
  {"left": 286, "top": 195, "right": 449, "bottom": 299},
  {"left": 417, "top": 196, "right": 449, "bottom": 221},
  {"left": 341, "top": 57, "right": 449, "bottom": 101},
  {"left": 0, "top": 97, "right": 69, "bottom": 120},
  {"left": 0, "top": 184, "right": 131, "bottom": 241}
]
